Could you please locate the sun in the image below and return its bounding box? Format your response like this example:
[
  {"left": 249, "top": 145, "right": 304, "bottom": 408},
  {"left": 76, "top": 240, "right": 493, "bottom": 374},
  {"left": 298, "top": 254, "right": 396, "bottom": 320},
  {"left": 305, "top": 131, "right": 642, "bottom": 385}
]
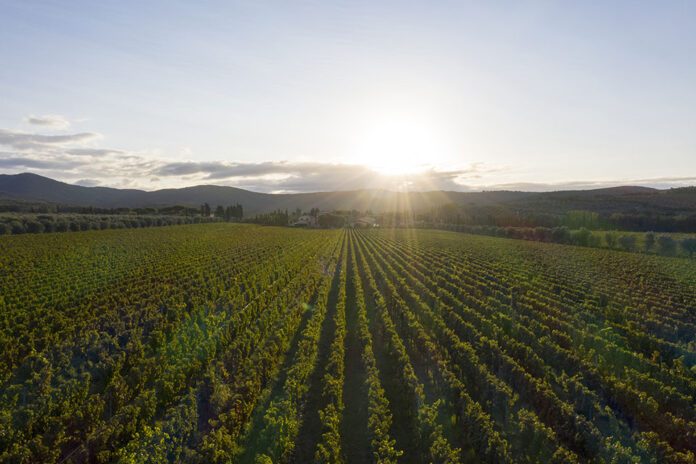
[{"left": 352, "top": 114, "right": 447, "bottom": 176}]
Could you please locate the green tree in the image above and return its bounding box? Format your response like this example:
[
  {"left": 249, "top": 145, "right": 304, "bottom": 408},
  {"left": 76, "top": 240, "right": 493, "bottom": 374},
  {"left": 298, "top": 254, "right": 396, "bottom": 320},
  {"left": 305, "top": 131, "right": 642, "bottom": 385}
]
[
  {"left": 680, "top": 237, "right": 696, "bottom": 259},
  {"left": 644, "top": 232, "right": 655, "bottom": 253},
  {"left": 201, "top": 203, "right": 211, "bottom": 217},
  {"left": 551, "top": 226, "right": 571, "bottom": 244},
  {"left": 25, "top": 220, "right": 44, "bottom": 234},
  {"left": 319, "top": 214, "right": 344, "bottom": 228},
  {"left": 10, "top": 220, "right": 25, "bottom": 234},
  {"left": 617, "top": 234, "right": 637, "bottom": 252},
  {"left": 571, "top": 227, "right": 591, "bottom": 247},
  {"left": 656, "top": 235, "right": 677, "bottom": 256},
  {"left": 604, "top": 232, "right": 616, "bottom": 249}
]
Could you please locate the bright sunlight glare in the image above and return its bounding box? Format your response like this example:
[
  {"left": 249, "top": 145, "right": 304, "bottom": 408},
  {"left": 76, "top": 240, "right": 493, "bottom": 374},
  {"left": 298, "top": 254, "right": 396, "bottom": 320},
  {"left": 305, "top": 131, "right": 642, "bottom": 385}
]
[{"left": 352, "top": 114, "right": 449, "bottom": 176}]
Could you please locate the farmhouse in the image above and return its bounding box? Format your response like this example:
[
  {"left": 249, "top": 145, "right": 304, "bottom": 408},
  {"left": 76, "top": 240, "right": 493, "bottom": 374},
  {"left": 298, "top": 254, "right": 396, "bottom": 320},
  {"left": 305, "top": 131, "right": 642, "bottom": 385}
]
[
  {"left": 351, "top": 216, "right": 378, "bottom": 228},
  {"left": 290, "top": 215, "right": 317, "bottom": 227}
]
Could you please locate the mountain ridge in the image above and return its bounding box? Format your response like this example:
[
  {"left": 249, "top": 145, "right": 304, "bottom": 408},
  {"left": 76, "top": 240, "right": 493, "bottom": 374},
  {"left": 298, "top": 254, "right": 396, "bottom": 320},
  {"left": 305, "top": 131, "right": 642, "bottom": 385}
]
[{"left": 1, "top": 172, "right": 694, "bottom": 216}]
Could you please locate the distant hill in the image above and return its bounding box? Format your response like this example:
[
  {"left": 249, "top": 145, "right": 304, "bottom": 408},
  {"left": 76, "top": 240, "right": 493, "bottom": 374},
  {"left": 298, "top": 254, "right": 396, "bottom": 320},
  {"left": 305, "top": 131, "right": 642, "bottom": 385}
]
[
  {"left": 0, "top": 173, "right": 532, "bottom": 214},
  {"left": 1, "top": 172, "right": 695, "bottom": 216},
  {"left": 506, "top": 185, "right": 696, "bottom": 216}
]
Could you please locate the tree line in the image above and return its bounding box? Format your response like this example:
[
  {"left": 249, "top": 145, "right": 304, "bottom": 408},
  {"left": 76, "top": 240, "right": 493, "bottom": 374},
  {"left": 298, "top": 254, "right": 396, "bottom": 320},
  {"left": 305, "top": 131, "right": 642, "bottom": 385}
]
[
  {"left": 199, "top": 202, "right": 243, "bottom": 220},
  {"left": 0, "top": 203, "right": 246, "bottom": 236},
  {"left": 0, "top": 213, "right": 217, "bottom": 235},
  {"left": 0, "top": 200, "right": 202, "bottom": 216},
  {"left": 401, "top": 203, "right": 696, "bottom": 233},
  {"left": 431, "top": 223, "right": 696, "bottom": 258}
]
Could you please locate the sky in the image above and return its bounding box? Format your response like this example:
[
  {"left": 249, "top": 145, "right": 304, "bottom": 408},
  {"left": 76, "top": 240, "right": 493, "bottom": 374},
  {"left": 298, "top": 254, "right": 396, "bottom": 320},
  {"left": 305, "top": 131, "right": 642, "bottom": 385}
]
[{"left": 1, "top": 1, "right": 695, "bottom": 193}]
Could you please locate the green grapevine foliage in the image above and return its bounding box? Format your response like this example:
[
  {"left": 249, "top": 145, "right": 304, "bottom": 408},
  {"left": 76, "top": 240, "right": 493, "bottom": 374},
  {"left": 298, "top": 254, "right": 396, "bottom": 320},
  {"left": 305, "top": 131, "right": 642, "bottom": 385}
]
[{"left": 1, "top": 224, "right": 695, "bottom": 463}]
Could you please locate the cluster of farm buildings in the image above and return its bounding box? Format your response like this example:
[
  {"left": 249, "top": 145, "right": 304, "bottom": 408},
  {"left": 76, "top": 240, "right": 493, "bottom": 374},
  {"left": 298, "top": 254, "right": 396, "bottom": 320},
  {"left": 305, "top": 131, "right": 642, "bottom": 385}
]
[{"left": 289, "top": 212, "right": 378, "bottom": 228}]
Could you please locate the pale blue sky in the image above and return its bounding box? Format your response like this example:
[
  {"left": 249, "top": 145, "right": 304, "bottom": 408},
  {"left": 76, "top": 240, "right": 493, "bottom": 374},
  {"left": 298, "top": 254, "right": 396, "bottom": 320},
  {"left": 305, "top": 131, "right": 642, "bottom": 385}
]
[{"left": 1, "top": 1, "right": 695, "bottom": 192}]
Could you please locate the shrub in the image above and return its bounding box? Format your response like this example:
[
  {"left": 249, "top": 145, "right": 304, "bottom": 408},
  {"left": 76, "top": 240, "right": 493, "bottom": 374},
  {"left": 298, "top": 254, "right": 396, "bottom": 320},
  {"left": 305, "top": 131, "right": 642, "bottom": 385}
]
[
  {"left": 617, "top": 234, "right": 637, "bottom": 252},
  {"left": 571, "top": 228, "right": 591, "bottom": 247},
  {"left": 604, "top": 232, "right": 616, "bottom": 249},
  {"left": 10, "top": 220, "right": 25, "bottom": 234},
  {"left": 656, "top": 236, "right": 677, "bottom": 256},
  {"left": 680, "top": 237, "right": 696, "bottom": 259},
  {"left": 644, "top": 232, "right": 655, "bottom": 252},
  {"left": 25, "top": 220, "right": 45, "bottom": 234}
]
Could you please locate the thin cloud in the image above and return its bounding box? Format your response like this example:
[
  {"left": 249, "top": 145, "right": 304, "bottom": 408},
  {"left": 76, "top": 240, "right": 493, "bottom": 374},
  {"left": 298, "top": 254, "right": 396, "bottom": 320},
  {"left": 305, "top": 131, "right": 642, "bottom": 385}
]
[
  {"left": 74, "top": 178, "right": 101, "bottom": 187},
  {"left": 1, "top": 120, "right": 694, "bottom": 194},
  {"left": 0, "top": 156, "right": 89, "bottom": 170},
  {"left": 68, "top": 148, "right": 125, "bottom": 157},
  {"left": 0, "top": 128, "right": 100, "bottom": 151},
  {"left": 150, "top": 160, "right": 488, "bottom": 192},
  {"left": 25, "top": 115, "right": 71, "bottom": 130}
]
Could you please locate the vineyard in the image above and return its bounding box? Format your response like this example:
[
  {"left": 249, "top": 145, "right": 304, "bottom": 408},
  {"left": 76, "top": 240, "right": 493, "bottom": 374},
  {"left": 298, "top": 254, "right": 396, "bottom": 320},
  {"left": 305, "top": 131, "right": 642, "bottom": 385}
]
[{"left": 2, "top": 224, "right": 696, "bottom": 463}]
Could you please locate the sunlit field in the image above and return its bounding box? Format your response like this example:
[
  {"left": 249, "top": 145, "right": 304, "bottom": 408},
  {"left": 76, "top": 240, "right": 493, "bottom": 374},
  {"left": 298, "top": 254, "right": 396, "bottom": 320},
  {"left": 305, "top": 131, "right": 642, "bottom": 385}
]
[{"left": 2, "top": 224, "right": 695, "bottom": 463}]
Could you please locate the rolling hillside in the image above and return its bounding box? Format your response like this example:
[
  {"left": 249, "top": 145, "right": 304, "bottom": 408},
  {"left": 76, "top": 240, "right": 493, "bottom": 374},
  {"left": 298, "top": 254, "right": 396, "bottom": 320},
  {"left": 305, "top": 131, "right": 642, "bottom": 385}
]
[
  {"left": 0, "top": 173, "right": 531, "bottom": 213},
  {"left": 1, "top": 172, "right": 695, "bottom": 216}
]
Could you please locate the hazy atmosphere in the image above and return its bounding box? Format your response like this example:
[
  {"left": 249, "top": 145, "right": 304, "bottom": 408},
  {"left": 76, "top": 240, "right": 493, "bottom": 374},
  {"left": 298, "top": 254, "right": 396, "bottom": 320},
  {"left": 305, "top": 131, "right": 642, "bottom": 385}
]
[
  {"left": 2, "top": 1, "right": 696, "bottom": 192},
  {"left": 5, "top": 3, "right": 696, "bottom": 464}
]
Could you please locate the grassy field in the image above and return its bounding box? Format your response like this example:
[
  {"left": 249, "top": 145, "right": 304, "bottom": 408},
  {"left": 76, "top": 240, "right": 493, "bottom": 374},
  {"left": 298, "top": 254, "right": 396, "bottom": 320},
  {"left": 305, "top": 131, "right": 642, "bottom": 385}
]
[{"left": 1, "top": 224, "right": 696, "bottom": 463}]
